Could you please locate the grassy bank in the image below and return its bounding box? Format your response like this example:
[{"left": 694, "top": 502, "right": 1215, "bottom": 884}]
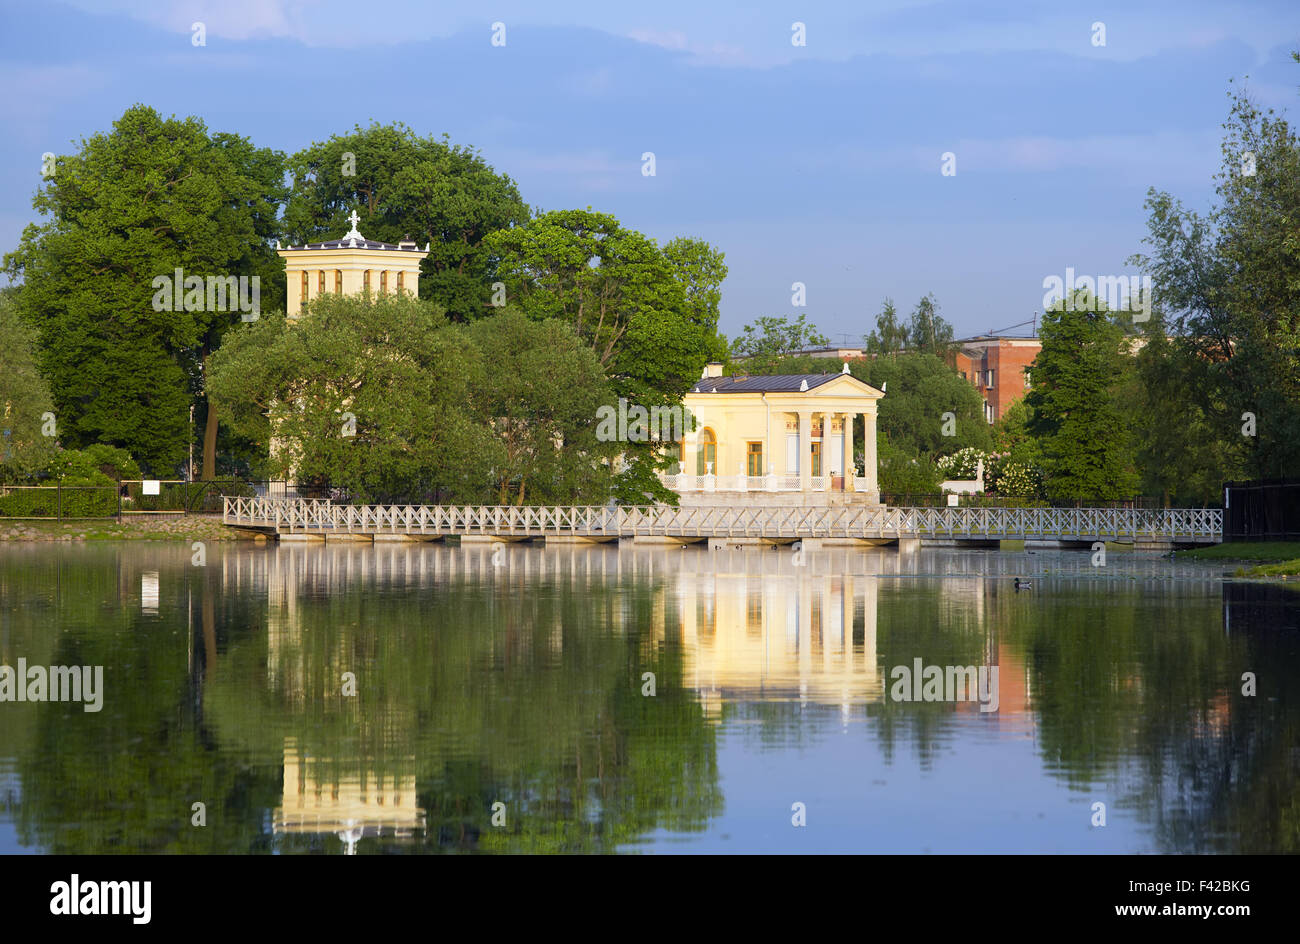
[
  {"left": 0, "top": 514, "right": 238, "bottom": 543},
  {"left": 1179, "top": 541, "right": 1300, "bottom": 561},
  {"left": 1237, "top": 559, "right": 1300, "bottom": 578}
]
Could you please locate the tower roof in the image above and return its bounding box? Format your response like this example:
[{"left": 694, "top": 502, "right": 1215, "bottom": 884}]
[{"left": 276, "top": 211, "right": 428, "bottom": 252}]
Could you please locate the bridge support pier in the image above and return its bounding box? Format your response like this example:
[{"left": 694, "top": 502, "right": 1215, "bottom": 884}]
[{"left": 897, "top": 537, "right": 921, "bottom": 553}]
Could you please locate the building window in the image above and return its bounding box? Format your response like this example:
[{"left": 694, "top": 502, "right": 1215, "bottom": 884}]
[
  {"left": 1023, "top": 369, "right": 1031, "bottom": 389},
  {"left": 747, "top": 442, "right": 763, "bottom": 477},
  {"left": 301, "top": 270, "right": 309, "bottom": 300},
  {"left": 380, "top": 271, "right": 388, "bottom": 294},
  {"left": 397, "top": 271, "right": 404, "bottom": 292},
  {"left": 810, "top": 442, "right": 822, "bottom": 477},
  {"left": 984, "top": 401, "right": 994, "bottom": 424},
  {"left": 986, "top": 369, "right": 995, "bottom": 388},
  {"left": 363, "top": 270, "right": 370, "bottom": 291},
  {"left": 318, "top": 270, "right": 325, "bottom": 294},
  {"left": 335, "top": 270, "right": 343, "bottom": 292},
  {"left": 696, "top": 428, "right": 716, "bottom": 476}
]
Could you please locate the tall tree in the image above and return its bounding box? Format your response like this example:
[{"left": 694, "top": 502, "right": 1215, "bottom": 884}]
[
  {"left": 852, "top": 354, "right": 992, "bottom": 459},
  {"left": 485, "top": 208, "right": 717, "bottom": 404},
  {"left": 730, "top": 314, "right": 829, "bottom": 372},
  {"left": 2, "top": 105, "right": 285, "bottom": 475},
  {"left": 1130, "top": 77, "right": 1300, "bottom": 481},
  {"left": 462, "top": 310, "right": 615, "bottom": 505},
  {"left": 207, "top": 293, "right": 492, "bottom": 502},
  {"left": 0, "top": 287, "right": 57, "bottom": 480},
  {"left": 865, "top": 298, "right": 909, "bottom": 356},
  {"left": 282, "top": 122, "right": 530, "bottom": 323},
  {"left": 906, "top": 293, "right": 955, "bottom": 355},
  {"left": 1024, "top": 291, "right": 1139, "bottom": 500}
]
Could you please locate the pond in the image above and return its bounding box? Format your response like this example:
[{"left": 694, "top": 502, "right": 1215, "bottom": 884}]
[{"left": 0, "top": 541, "right": 1295, "bottom": 853}]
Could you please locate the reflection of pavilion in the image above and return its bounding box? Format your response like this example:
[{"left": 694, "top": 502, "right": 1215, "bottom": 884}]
[
  {"left": 660, "top": 569, "right": 881, "bottom": 713},
  {"left": 272, "top": 738, "right": 424, "bottom": 844}
]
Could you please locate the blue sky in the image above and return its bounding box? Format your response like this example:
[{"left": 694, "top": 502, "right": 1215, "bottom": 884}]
[{"left": 2, "top": 0, "right": 1298, "bottom": 342}]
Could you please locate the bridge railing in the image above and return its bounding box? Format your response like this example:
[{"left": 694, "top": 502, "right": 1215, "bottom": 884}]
[{"left": 223, "top": 498, "right": 1222, "bottom": 541}]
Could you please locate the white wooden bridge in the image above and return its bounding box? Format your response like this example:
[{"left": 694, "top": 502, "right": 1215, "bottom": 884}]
[{"left": 222, "top": 498, "right": 1222, "bottom": 547}]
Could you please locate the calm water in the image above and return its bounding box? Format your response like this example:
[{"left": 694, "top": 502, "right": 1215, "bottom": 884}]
[{"left": 1, "top": 541, "right": 1296, "bottom": 854}]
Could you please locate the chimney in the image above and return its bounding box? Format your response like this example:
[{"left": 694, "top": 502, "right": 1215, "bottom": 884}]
[{"left": 702, "top": 362, "right": 724, "bottom": 378}]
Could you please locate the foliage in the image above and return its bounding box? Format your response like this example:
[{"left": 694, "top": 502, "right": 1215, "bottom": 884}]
[
  {"left": 207, "top": 293, "right": 492, "bottom": 502},
  {"left": 730, "top": 314, "right": 829, "bottom": 371},
  {"left": 2, "top": 104, "right": 285, "bottom": 475},
  {"left": 1129, "top": 78, "right": 1300, "bottom": 484},
  {"left": 985, "top": 455, "right": 1043, "bottom": 498},
  {"left": 849, "top": 353, "right": 992, "bottom": 459},
  {"left": 865, "top": 297, "right": 909, "bottom": 356},
  {"left": 1025, "top": 290, "right": 1140, "bottom": 500},
  {"left": 282, "top": 122, "right": 529, "bottom": 323},
  {"left": 906, "top": 293, "right": 955, "bottom": 355},
  {"left": 0, "top": 288, "right": 57, "bottom": 480},
  {"left": 461, "top": 310, "right": 614, "bottom": 505},
  {"left": 936, "top": 446, "right": 987, "bottom": 480},
  {"left": 485, "top": 209, "right": 719, "bottom": 404},
  {"left": 877, "top": 432, "right": 940, "bottom": 494}
]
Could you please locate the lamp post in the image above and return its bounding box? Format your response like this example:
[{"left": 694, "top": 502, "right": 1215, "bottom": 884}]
[{"left": 188, "top": 405, "right": 194, "bottom": 483}]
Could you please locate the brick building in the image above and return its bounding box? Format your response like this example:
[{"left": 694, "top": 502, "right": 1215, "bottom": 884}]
[{"left": 952, "top": 336, "right": 1041, "bottom": 423}]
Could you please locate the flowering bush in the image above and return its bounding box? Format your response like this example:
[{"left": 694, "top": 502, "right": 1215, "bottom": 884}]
[
  {"left": 936, "top": 447, "right": 987, "bottom": 480},
  {"left": 986, "top": 454, "right": 1043, "bottom": 498}
]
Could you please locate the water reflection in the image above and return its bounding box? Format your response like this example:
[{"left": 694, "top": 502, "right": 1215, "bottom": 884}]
[{"left": 0, "top": 541, "right": 1295, "bottom": 853}]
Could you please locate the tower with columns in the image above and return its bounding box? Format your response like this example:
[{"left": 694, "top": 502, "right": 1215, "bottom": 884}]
[{"left": 276, "top": 211, "right": 429, "bottom": 319}]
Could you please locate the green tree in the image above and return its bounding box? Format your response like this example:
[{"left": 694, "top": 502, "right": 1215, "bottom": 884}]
[
  {"left": 1130, "top": 79, "right": 1300, "bottom": 481},
  {"left": 906, "top": 293, "right": 955, "bottom": 355},
  {"left": 207, "top": 293, "right": 492, "bottom": 502},
  {"left": 865, "top": 298, "right": 909, "bottom": 356},
  {"left": 850, "top": 353, "right": 992, "bottom": 459},
  {"left": 462, "top": 310, "right": 614, "bottom": 505},
  {"left": 282, "top": 122, "right": 529, "bottom": 323},
  {"left": 2, "top": 105, "right": 285, "bottom": 476},
  {"left": 485, "top": 209, "right": 717, "bottom": 404},
  {"left": 662, "top": 236, "right": 729, "bottom": 362},
  {"left": 0, "top": 288, "right": 57, "bottom": 479},
  {"left": 1024, "top": 291, "right": 1139, "bottom": 500},
  {"left": 730, "top": 314, "right": 829, "bottom": 372}
]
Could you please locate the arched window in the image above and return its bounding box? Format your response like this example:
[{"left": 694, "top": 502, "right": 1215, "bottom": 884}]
[
  {"left": 335, "top": 270, "right": 343, "bottom": 292},
  {"left": 363, "top": 270, "right": 370, "bottom": 291},
  {"left": 380, "top": 271, "right": 388, "bottom": 294},
  {"left": 396, "top": 271, "right": 404, "bottom": 292},
  {"left": 301, "top": 270, "right": 309, "bottom": 301},
  {"left": 696, "top": 428, "right": 716, "bottom": 476},
  {"left": 318, "top": 270, "right": 325, "bottom": 294}
]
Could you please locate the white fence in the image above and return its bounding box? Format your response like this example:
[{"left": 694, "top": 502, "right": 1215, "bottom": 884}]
[{"left": 224, "top": 498, "right": 1222, "bottom": 543}]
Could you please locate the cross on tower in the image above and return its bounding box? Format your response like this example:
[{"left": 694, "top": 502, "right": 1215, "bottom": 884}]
[{"left": 344, "top": 210, "right": 363, "bottom": 240}]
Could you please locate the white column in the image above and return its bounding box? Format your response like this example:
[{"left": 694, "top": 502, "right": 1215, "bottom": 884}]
[
  {"left": 864, "top": 408, "right": 879, "bottom": 501},
  {"left": 798, "top": 411, "right": 812, "bottom": 492},
  {"left": 844, "top": 412, "right": 856, "bottom": 491}
]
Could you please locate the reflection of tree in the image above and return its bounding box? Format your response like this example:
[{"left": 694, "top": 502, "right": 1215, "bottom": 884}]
[
  {"left": 11, "top": 551, "right": 276, "bottom": 853},
  {"left": 869, "top": 583, "right": 988, "bottom": 772},
  {"left": 999, "top": 579, "right": 1300, "bottom": 853},
  {"left": 203, "top": 571, "right": 721, "bottom": 853}
]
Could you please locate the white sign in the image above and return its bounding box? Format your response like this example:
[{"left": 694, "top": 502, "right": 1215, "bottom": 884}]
[{"left": 142, "top": 480, "right": 160, "bottom": 495}]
